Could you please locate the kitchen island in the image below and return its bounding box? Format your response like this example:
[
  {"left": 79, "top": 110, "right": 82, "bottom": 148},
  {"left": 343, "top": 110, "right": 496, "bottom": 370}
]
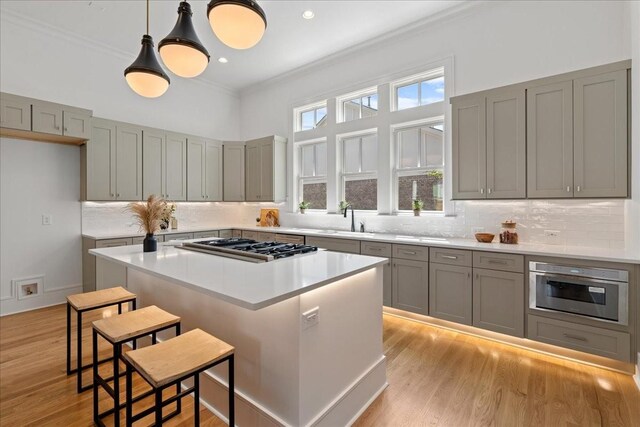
[{"left": 90, "top": 244, "right": 388, "bottom": 427}]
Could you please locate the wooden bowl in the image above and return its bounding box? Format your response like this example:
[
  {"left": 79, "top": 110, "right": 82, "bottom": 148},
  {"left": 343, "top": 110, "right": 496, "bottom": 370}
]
[{"left": 475, "top": 233, "right": 495, "bottom": 243}]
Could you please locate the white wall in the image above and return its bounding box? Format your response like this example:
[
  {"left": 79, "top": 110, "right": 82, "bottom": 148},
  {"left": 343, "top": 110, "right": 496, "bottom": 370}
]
[
  {"left": 0, "top": 10, "right": 240, "bottom": 140},
  {"left": 238, "top": 1, "right": 636, "bottom": 250},
  {"left": 0, "top": 138, "right": 82, "bottom": 315}
]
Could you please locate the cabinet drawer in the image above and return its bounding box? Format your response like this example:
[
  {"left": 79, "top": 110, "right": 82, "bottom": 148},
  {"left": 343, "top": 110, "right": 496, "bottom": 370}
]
[
  {"left": 392, "top": 244, "right": 429, "bottom": 262},
  {"left": 473, "top": 251, "right": 523, "bottom": 273},
  {"left": 219, "top": 229, "right": 233, "bottom": 239},
  {"left": 242, "top": 230, "right": 258, "bottom": 240},
  {"left": 165, "top": 232, "right": 194, "bottom": 241},
  {"left": 430, "top": 247, "right": 472, "bottom": 267},
  {"left": 96, "top": 238, "right": 132, "bottom": 248},
  {"left": 193, "top": 231, "right": 220, "bottom": 239},
  {"left": 232, "top": 229, "right": 242, "bottom": 238},
  {"left": 305, "top": 237, "right": 360, "bottom": 254},
  {"left": 132, "top": 235, "right": 166, "bottom": 244},
  {"left": 527, "top": 315, "right": 630, "bottom": 362},
  {"left": 361, "top": 242, "right": 392, "bottom": 258},
  {"left": 257, "top": 232, "right": 276, "bottom": 242},
  {"left": 275, "top": 234, "right": 305, "bottom": 244}
]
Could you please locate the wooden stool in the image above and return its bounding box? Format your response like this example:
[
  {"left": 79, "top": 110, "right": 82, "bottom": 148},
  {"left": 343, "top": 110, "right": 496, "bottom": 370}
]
[
  {"left": 92, "top": 305, "right": 181, "bottom": 427},
  {"left": 123, "top": 328, "right": 235, "bottom": 427},
  {"left": 67, "top": 286, "right": 136, "bottom": 393}
]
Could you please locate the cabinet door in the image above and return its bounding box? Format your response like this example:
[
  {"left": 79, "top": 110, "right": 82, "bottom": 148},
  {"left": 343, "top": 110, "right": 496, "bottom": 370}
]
[
  {"left": 473, "top": 268, "right": 524, "bottom": 337},
  {"left": 142, "top": 130, "right": 165, "bottom": 199},
  {"left": 205, "top": 141, "right": 223, "bottom": 201},
  {"left": 115, "top": 125, "right": 143, "bottom": 200},
  {"left": 392, "top": 258, "right": 429, "bottom": 315},
  {"left": 429, "top": 263, "right": 472, "bottom": 325},
  {"left": 245, "top": 143, "right": 261, "bottom": 201},
  {"left": 452, "top": 96, "right": 486, "bottom": 199},
  {"left": 32, "top": 103, "right": 63, "bottom": 135},
  {"left": 187, "top": 138, "right": 205, "bottom": 201},
  {"left": 63, "top": 111, "right": 91, "bottom": 139},
  {"left": 526, "top": 81, "right": 573, "bottom": 198},
  {"left": 0, "top": 95, "right": 31, "bottom": 130},
  {"left": 223, "top": 144, "right": 245, "bottom": 201},
  {"left": 573, "top": 70, "right": 628, "bottom": 198},
  {"left": 260, "top": 141, "right": 274, "bottom": 201},
  {"left": 165, "top": 133, "right": 187, "bottom": 201},
  {"left": 486, "top": 88, "right": 526, "bottom": 199},
  {"left": 87, "top": 119, "right": 116, "bottom": 200}
]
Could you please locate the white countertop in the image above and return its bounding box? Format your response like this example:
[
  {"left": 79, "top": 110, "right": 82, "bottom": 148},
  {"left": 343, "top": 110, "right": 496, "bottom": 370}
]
[
  {"left": 84, "top": 226, "right": 640, "bottom": 264},
  {"left": 90, "top": 244, "right": 387, "bottom": 310}
]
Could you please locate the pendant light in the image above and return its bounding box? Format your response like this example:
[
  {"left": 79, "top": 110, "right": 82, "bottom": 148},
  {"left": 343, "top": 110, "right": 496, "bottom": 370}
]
[
  {"left": 207, "top": 0, "right": 267, "bottom": 50},
  {"left": 159, "top": 1, "right": 210, "bottom": 78},
  {"left": 124, "top": 0, "right": 170, "bottom": 98}
]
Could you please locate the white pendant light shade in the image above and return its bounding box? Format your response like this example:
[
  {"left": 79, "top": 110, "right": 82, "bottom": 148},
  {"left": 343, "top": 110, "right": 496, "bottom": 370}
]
[
  {"left": 159, "top": 1, "right": 210, "bottom": 78},
  {"left": 125, "top": 35, "right": 171, "bottom": 98},
  {"left": 207, "top": 0, "right": 267, "bottom": 50}
]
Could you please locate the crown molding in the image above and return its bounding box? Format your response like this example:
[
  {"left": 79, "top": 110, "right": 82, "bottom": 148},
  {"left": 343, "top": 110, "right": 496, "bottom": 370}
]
[
  {"left": 240, "top": 0, "right": 486, "bottom": 97},
  {"left": 0, "top": 6, "right": 239, "bottom": 97}
]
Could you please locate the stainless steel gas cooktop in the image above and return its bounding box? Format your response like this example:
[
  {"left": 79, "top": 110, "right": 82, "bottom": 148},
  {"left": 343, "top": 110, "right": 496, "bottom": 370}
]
[{"left": 179, "top": 238, "right": 318, "bottom": 263}]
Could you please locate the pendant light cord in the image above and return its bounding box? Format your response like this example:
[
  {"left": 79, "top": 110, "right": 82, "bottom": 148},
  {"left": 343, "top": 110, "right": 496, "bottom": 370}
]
[{"left": 146, "top": 0, "right": 150, "bottom": 35}]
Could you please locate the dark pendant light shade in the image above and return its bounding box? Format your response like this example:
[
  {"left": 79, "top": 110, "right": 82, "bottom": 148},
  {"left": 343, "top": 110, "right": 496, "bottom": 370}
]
[
  {"left": 159, "top": 1, "right": 210, "bottom": 78},
  {"left": 124, "top": 0, "right": 170, "bottom": 98},
  {"left": 207, "top": 0, "right": 267, "bottom": 50}
]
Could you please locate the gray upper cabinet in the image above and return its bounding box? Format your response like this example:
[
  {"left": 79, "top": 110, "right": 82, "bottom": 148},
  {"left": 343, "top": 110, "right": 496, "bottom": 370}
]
[
  {"left": 63, "top": 110, "right": 91, "bottom": 139},
  {"left": 223, "top": 144, "right": 245, "bottom": 201},
  {"left": 0, "top": 93, "right": 31, "bottom": 130},
  {"left": 472, "top": 268, "right": 524, "bottom": 337},
  {"left": 392, "top": 258, "right": 429, "bottom": 315},
  {"left": 527, "top": 81, "right": 574, "bottom": 198},
  {"left": 573, "top": 70, "right": 628, "bottom": 198},
  {"left": 32, "top": 102, "right": 63, "bottom": 135},
  {"left": 143, "top": 130, "right": 187, "bottom": 201},
  {"left": 429, "top": 263, "right": 472, "bottom": 325},
  {"left": 486, "top": 88, "right": 526, "bottom": 199},
  {"left": 187, "top": 137, "right": 222, "bottom": 201},
  {"left": 245, "top": 135, "right": 287, "bottom": 202},
  {"left": 85, "top": 118, "right": 142, "bottom": 201},
  {"left": 452, "top": 95, "right": 486, "bottom": 199}
]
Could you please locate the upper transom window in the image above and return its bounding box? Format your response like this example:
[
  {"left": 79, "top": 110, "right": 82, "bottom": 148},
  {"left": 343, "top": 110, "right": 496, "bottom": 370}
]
[
  {"left": 296, "top": 103, "right": 327, "bottom": 131},
  {"left": 339, "top": 90, "right": 378, "bottom": 122},
  {"left": 393, "top": 68, "right": 444, "bottom": 111}
]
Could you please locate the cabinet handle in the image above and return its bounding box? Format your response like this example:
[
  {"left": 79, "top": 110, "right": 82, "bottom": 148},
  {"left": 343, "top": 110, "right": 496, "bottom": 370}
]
[
  {"left": 110, "top": 193, "right": 115, "bottom": 197},
  {"left": 441, "top": 255, "right": 458, "bottom": 260},
  {"left": 116, "top": 193, "right": 120, "bottom": 197},
  {"left": 488, "top": 259, "right": 508, "bottom": 265},
  {"left": 563, "top": 333, "right": 588, "bottom": 342},
  {"left": 402, "top": 251, "right": 417, "bottom": 255},
  {"left": 566, "top": 186, "right": 571, "bottom": 192},
  {"left": 480, "top": 188, "right": 484, "bottom": 194},
  {"left": 64, "top": 127, "right": 68, "bottom": 132},
  {"left": 576, "top": 186, "right": 581, "bottom": 192},
  {"left": 370, "top": 247, "right": 382, "bottom": 251},
  {"left": 468, "top": 272, "right": 471, "bottom": 279},
  {"left": 475, "top": 273, "right": 479, "bottom": 280},
  {"left": 55, "top": 125, "right": 60, "bottom": 130},
  {"left": 487, "top": 188, "right": 492, "bottom": 194}
]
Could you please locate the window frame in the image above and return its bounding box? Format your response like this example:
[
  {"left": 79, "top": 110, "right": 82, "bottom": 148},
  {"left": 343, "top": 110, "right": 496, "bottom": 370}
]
[
  {"left": 391, "top": 67, "right": 445, "bottom": 112},
  {"left": 337, "top": 86, "right": 379, "bottom": 123},
  {"left": 339, "top": 131, "right": 378, "bottom": 212},
  {"left": 294, "top": 101, "right": 328, "bottom": 132},
  {"left": 297, "top": 139, "right": 328, "bottom": 211},
  {"left": 392, "top": 117, "right": 445, "bottom": 214}
]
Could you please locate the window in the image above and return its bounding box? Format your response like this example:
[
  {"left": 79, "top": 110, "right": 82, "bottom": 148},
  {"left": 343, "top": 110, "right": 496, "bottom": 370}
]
[
  {"left": 393, "top": 68, "right": 445, "bottom": 111},
  {"left": 299, "top": 142, "right": 327, "bottom": 210},
  {"left": 341, "top": 133, "right": 377, "bottom": 210},
  {"left": 341, "top": 92, "right": 378, "bottom": 122},
  {"left": 395, "top": 121, "right": 444, "bottom": 212},
  {"left": 297, "top": 105, "right": 327, "bottom": 131}
]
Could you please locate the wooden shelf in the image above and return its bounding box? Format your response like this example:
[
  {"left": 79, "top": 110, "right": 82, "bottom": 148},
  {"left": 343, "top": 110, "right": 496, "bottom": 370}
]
[{"left": 0, "top": 126, "right": 87, "bottom": 146}]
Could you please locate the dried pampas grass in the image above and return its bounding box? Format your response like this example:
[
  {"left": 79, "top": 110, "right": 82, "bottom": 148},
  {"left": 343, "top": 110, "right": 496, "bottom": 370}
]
[{"left": 127, "top": 195, "right": 166, "bottom": 234}]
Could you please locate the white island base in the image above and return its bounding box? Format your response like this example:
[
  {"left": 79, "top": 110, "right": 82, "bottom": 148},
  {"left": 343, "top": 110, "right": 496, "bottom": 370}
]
[{"left": 127, "top": 266, "right": 387, "bottom": 427}]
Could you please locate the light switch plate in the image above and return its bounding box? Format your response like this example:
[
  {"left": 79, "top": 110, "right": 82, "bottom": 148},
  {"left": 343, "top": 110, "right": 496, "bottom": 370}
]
[
  {"left": 302, "top": 306, "right": 319, "bottom": 330},
  {"left": 42, "top": 214, "right": 52, "bottom": 225}
]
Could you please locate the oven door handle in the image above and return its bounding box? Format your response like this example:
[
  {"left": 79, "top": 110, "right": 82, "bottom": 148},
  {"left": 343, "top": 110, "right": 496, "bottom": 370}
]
[{"left": 531, "top": 271, "right": 624, "bottom": 286}]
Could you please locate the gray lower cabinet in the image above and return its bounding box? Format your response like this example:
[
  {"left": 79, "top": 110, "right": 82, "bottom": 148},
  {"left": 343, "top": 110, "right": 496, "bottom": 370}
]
[
  {"left": 275, "top": 234, "right": 305, "bottom": 244},
  {"left": 223, "top": 144, "right": 245, "bottom": 201},
  {"left": 472, "top": 268, "right": 525, "bottom": 337},
  {"left": 219, "top": 229, "right": 233, "bottom": 239},
  {"left": 0, "top": 93, "right": 31, "bottom": 130},
  {"left": 305, "top": 236, "right": 361, "bottom": 254},
  {"left": 362, "top": 242, "right": 392, "bottom": 307},
  {"left": 83, "top": 237, "right": 132, "bottom": 292},
  {"left": 429, "top": 263, "right": 472, "bottom": 325},
  {"left": 187, "top": 137, "right": 223, "bottom": 201},
  {"left": 193, "top": 231, "right": 219, "bottom": 239},
  {"left": 165, "top": 232, "right": 194, "bottom": 241},
  {"left": 392, "top": 258, "right": 429, "bottom": 315}
]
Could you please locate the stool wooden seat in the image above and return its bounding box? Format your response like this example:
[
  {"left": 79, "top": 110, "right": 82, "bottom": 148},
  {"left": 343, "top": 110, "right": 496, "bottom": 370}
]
[
  {"left": 123, "top": 328, "right": 235, "bottom": 426},
  {"left": 92, "top": 305, "right": 181, "bottom": 427},
  {"left": 66, "top": 286, "right": 136, "bottom": 393}
]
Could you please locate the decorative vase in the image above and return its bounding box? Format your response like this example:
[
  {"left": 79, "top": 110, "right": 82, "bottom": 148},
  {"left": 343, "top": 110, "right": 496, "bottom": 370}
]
[
  {"left": 414, "top": 209, "right": 421, "bottom": 217},
  {"left": 143, "top": 233, "right": 157, "bottom": 252},
  {"left": 300, "top": 208, "right": 306, "bottom": 214}
]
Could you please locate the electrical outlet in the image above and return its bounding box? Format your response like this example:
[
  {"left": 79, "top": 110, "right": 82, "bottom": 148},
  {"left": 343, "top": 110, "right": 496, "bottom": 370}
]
[
  {"left": 302, "top": 306, "right": 319, "bottom": 330},
  {"left": 42, "top": 214, "right": 52, "bottom": 225},
  {"left": 14, "top": 275, "right": 43, "bottom": 300}
]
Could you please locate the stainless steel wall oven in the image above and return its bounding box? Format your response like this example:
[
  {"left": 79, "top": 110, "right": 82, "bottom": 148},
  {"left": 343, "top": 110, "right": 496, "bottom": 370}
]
[{"left": 529, "top": 262, "right": 628, "bottom": 325}]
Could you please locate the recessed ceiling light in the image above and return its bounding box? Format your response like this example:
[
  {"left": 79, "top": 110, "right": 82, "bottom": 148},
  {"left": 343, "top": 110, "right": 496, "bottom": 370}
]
[
  {"left": 218, "top": 57, "right": 228, "bottom": 64},
  {"left": 302, "top": 10, "right": 315, "bottom": 20}
]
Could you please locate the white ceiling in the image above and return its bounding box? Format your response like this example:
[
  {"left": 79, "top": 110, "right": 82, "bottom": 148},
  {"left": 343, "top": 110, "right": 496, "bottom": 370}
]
[{"left": 0, "top": 0, "right": 466, "bottom": 91}]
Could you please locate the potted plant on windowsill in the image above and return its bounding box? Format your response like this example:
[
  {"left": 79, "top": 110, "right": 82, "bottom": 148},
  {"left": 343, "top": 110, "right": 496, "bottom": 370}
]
[
  {"left": 127, "top": 194, "right": 166, "bottom": 252},
  {"left": 412, "top": 199, "right": 424, "bottom": 216},
  {"left": 299, "top": 201, "right": 311, "bottom": 214}
]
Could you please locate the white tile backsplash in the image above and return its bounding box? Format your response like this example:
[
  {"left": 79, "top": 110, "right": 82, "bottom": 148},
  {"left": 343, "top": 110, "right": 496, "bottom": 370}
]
[{"left": 82, "top": 199, "right": 627, "bottom": 249}]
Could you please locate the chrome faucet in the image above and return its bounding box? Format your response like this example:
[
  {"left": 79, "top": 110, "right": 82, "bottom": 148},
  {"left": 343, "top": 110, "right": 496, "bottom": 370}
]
[{"left": 343, "top": 204, "right": 356, "bottom": 232}]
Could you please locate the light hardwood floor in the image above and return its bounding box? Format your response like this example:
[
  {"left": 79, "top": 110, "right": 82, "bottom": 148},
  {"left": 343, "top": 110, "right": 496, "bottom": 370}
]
[{"left": 1, "top": 304, "right": 638, "bottom": 426}]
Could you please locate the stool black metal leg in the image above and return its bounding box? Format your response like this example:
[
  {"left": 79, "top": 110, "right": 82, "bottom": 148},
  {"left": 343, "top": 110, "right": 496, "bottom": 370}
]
[
  {"left": 113, "top": 343, "right": 121, "bottom": 427},
  {"left": 125, "top": 363, "right": 133, "bottom": 427},
  {"left": 152, "top": 332, "right": 157, "bottom": 345},
  {"left": 132, "top": 300, "right": 138, "bottom": 350},
  {"left": 118, "top": 302, "right": 122, "bottom": 315},
  {"left": 155, "top": 388, "right": 163, "bottom": 426},
  {"left": 194, "top": 373, "right": 200, "bottom": 426},
  {"left": 66, "top": 303, "right": 72, "bottom": 375},
  {"left": 175, "top": 323, "right": 182, "bottom": 415},
  {"left": 92, "top": 329, "right": 99, "bottom": 425},
  {"left": 77, "top": 309, "right": 83, "bottom": 393},
  {"left": 229, "top": 355, "right": 235, "bottom": 427}
]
